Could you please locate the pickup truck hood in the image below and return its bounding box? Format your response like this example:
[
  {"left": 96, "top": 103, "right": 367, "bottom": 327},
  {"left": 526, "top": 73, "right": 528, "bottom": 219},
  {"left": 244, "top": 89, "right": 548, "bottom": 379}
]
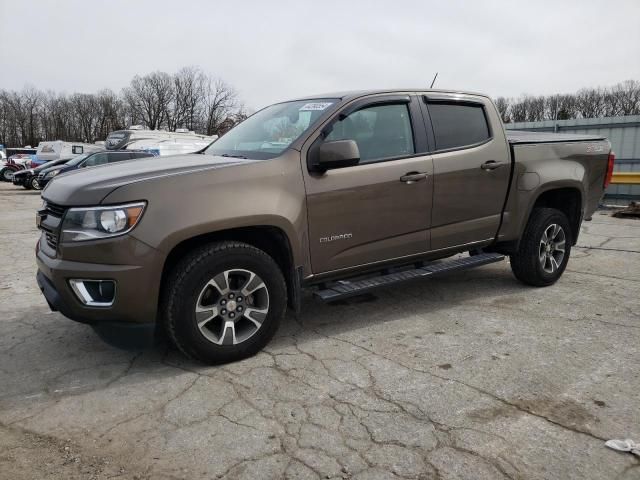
[{"left": 42, "top": 154, "right": 254, "bottom": 205}]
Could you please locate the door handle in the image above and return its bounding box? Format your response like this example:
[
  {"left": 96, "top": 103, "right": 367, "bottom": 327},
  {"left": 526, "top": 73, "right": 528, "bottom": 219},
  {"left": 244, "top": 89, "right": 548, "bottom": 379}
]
[
  {"left": 481, "top": 160, "right": 505, "bottom": 171},
  {"left": 400, "top": 172, "right": 428, "bottom": 184}
]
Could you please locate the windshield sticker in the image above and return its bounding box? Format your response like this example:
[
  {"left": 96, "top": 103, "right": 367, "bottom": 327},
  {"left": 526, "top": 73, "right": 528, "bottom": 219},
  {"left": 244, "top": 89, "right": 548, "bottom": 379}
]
[{"left": 299, "top": 102, "right": 333, "bottom": 111}]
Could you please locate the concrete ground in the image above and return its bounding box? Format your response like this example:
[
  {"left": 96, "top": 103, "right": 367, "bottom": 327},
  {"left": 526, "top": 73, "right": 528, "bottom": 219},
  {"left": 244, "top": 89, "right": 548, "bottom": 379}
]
[{"left": 0, "top": 181, "right": 639, "bottom": 480}]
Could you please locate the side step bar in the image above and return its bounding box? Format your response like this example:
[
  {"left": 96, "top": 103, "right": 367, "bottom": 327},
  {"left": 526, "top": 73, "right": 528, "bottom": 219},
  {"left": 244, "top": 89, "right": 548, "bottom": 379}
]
[{"left": 314, "top": 252, "right": 505, "bottom": 302}]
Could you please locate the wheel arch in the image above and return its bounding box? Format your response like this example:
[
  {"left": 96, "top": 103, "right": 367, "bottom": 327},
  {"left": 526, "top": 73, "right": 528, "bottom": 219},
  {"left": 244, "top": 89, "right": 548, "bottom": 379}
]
[
  {"left": 522, "top": 184, "right": 584, "bottom": 246},
  {"left": 159, "top": 225, "right": 299, "bottom": 312}
]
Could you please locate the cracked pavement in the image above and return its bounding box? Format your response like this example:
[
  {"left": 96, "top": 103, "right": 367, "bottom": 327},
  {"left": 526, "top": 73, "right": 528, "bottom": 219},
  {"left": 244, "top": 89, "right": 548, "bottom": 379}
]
[{"left": 1, "top": 182, "right": 639, "bottom": 479}]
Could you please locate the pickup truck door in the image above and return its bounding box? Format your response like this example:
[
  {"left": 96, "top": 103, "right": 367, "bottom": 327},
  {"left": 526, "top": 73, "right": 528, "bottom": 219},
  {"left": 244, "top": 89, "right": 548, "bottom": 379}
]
[
  {"left": 302, "top": 95, "right": 433, "bottom": 274},
  {"left": 422, "top": 96, "right": 511, "bottom": 250}
]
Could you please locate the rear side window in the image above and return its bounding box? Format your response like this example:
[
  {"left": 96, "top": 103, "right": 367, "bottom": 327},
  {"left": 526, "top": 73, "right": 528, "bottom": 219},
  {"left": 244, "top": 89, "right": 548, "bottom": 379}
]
[{"left": 427, "top": 103, "right": 490, "bottom": 151}]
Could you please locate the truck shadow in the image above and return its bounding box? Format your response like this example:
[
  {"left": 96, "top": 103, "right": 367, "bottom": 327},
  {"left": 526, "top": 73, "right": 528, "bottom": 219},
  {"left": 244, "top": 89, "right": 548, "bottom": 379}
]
[
  {"left": 95, "top": 264, "right": 523, "bottom": 355},
  {"left": 2, "top": 264, "right": 527, "bottom": 402}
]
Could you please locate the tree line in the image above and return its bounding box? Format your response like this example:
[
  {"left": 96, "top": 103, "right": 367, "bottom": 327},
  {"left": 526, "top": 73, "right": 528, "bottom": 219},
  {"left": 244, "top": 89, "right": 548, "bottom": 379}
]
[
  {"left": 2, "top": 73, "right": 640, "bottom": 148},
  {"left": 495, "top": 79, "right": 640, "bottom": 123},
  {"left": 0, "top": 66, "right": 245, "bottom": 148}
]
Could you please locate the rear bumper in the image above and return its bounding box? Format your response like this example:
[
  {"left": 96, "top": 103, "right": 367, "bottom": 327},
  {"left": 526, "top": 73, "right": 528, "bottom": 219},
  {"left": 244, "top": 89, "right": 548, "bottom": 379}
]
[{"left": 12, "top": 174, "right": 28, "bottom": 186}]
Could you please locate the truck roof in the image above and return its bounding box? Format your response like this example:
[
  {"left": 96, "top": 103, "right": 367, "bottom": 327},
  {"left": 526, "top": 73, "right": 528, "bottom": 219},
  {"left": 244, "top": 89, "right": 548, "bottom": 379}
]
[
  {"left": 290, "top": 88, "right": 491, "bottom": 102},
  {"left": 506, "top": 130, "right": 607, "bottom": 144}
]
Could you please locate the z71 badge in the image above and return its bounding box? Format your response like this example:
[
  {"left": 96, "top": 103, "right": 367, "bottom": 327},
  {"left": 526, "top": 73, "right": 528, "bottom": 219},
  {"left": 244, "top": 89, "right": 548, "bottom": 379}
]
[{"left": 586, "top": 144, "right": 604, "bottom": 153}]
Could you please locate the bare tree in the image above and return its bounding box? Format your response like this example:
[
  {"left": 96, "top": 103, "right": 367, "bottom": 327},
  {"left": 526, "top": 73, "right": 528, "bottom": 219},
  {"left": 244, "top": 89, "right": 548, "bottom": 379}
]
[
  {"left": 494, "top": 97, "right": 510, "bottom": 123},
  {"left": 168, "top": 67, "right": 207, "bottom": 131},
  {"left": 123, "top": 71, "right": 175, "bottom": 130},
  {"left": 509, "top": 97, "right": 528, "bottom": 123},
  {"left": 575, "top": 88, "right": 606, "bottom": 118},
  {"left": 203, "top": 78, "right": 238, "bottom": 136},
  {"left": 609, "top": 80, "right": 640, "bottom": 116}
]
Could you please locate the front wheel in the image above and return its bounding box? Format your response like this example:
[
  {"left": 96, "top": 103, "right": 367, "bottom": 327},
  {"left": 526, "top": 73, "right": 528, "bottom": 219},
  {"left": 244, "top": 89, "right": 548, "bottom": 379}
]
[
  {"left": 29, "top": 176, "right": 41, "bottom": 190},
  {"left": 510, "top": 208, "right": 572, "bottom": 287},
  {"left": 162, "top": 241, "right": 287, "bottom": 364}
]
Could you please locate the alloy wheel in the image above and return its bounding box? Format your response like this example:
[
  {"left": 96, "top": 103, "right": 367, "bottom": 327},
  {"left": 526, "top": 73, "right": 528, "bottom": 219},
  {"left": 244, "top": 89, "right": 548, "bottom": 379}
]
[
  {"left": 195, "top": 269, "right": 269, "bottom": 345},
  {"left": 539, "top": 223, "right": 566, "bottom": 274}
]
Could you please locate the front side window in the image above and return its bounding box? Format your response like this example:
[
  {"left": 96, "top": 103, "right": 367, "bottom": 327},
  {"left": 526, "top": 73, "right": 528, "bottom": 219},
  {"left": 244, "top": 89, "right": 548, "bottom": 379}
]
[
  {"left": 63, "top": 153, "right": 90, "bottom": 167},
  {"left": 428, "top": 102, "right": 490, "bottom": 151},
  {"left": 325, "top": 103, "right": 414, "bottom": 163},
  {"left": 205, "top": 99, "right": 338, "bottom": 159}
]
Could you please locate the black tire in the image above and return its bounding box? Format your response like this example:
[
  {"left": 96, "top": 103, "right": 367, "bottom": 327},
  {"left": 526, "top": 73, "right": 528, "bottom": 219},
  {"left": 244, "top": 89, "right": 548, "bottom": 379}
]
[
  {"left": 510, "top": 207, "right": 572, "bottom": 287},
  {"left": 1, "top": 168, "right": 14, "bottom": 182},
  {"left": 162, "top": 241, "right": 287, "bottom": 364},
  {"left": 29, "top": 176, "right": 41, "bottom": 190}
]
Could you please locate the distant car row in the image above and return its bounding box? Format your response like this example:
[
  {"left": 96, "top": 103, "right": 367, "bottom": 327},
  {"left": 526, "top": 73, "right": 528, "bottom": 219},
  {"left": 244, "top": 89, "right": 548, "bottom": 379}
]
[
  {"left": 11, "top": 150, "right": 155, "bottom": 190},
  {"left": 1, "top": 127, "right": 218, "bottom": 190}
]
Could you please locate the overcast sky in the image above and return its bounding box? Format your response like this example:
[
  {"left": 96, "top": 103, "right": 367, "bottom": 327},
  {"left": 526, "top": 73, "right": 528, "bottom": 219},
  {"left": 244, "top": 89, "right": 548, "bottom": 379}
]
[{"left": 1, "top": 0, "right": 639, "bottom": 109}]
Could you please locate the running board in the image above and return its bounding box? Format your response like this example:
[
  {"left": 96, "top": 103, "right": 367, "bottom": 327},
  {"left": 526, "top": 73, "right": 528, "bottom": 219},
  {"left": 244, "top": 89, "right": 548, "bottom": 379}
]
[{"left": 314, "top": 253, "right": 505, "bottom": 302}]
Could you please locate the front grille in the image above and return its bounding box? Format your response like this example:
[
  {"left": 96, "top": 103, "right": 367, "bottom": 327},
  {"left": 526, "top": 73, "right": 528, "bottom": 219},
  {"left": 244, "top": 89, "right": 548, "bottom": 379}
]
[
  {"left": 40, "top": 202, "right": 67, "bottom": 250},
  {"left": 45, "top": 231, "right": 58, "bottom": 249},
  {"left": 45, "top": 201, "right": 66, "bottom": 218}
]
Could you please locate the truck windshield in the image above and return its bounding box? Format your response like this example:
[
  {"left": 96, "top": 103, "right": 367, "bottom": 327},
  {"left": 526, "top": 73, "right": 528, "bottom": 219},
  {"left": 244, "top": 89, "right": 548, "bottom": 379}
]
[{"left": 204, "top": 99, "right": 338, "bottom": 159}]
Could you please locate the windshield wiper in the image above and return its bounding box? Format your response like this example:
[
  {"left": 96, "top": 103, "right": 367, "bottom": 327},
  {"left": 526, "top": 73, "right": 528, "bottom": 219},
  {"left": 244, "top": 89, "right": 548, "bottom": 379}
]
[{"left": 220, "top": 153, "right": 248, "bottom": 159}]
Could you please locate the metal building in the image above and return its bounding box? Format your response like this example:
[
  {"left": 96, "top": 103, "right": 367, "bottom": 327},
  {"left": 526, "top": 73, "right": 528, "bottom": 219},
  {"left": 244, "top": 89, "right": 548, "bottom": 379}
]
[{"left": 505, "top": 115, "right": 640, "bottom": 202}]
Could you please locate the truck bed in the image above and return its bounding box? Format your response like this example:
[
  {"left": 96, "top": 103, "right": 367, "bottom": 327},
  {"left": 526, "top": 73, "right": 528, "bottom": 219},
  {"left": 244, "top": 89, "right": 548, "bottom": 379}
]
[{"left": 506, "top": 130, "right": 606, "bottom": 145}]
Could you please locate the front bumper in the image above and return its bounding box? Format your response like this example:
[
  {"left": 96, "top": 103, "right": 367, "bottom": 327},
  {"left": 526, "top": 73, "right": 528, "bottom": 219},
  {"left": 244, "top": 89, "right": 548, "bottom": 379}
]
[{"left": 36, "top": 234, "right": 164, "bottom": 325}]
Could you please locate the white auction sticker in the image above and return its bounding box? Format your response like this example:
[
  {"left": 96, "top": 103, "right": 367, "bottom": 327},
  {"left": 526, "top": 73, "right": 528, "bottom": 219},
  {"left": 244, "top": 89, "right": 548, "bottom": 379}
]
[{"left": 299, "top": 102, "right": 333, "bottom": 111}]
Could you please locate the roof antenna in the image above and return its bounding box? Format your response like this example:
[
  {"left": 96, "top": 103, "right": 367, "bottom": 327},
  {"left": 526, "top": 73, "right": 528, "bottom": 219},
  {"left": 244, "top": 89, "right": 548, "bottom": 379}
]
[{"left": 429, "top": 72, "right": 438, "bottom": 89}]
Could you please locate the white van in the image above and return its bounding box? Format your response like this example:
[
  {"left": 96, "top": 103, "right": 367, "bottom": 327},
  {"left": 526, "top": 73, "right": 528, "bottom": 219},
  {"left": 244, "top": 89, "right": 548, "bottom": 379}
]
[
  {"left": 105, "top": 126, "right": 217, "bottom": 156},
  {"left": 35, "top": 141, "right": 103, "bottom": 164}
]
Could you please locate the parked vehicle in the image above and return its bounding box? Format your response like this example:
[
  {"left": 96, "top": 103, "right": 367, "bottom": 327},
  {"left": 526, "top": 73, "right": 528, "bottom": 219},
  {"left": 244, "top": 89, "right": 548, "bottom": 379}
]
[
  {"left": 0, "top": 154, "right": 34, "bottom": 181},
  {"left": 12, "top": 158, "right": 71, "bottom": 190},
  {"left": 36, "top": 89, "right": 613, "bottom": 364},
  {"left": 32, "top": 141, "right": 103, "bottom": 167},
  {"left": 37, "top": 150, "right": 155, "bottom": 189},
  {"left": 105, "top": 126, "right": 217, "bottom": 156}
]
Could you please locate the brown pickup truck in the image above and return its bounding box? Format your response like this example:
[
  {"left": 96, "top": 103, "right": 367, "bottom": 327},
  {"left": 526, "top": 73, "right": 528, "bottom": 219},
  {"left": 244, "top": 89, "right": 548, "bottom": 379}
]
[{"left": 36, "top": 89, "right": 615, "bottom": 363}]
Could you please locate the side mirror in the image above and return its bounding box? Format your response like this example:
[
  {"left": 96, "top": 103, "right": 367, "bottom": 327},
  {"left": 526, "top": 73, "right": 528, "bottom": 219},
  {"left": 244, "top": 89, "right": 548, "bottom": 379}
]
[{"left": 316, "top": 140, "right": 360, "bottom": 171}]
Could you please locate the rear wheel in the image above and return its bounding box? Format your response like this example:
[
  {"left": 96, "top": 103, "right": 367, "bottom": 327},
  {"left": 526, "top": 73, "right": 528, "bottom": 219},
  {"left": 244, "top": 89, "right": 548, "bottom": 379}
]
[
  {"left": 1, "top": 168, "right": 14, "bottom": 182},
  {"left": 163, "top": 241, "right": 287, "bottom": 364},
  {"left": 510, "top": 207, "right": 571, "bottom": 286}
]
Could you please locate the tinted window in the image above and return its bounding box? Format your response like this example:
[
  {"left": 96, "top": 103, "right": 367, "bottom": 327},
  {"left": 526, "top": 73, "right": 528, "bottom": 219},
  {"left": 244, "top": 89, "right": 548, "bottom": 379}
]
[
  {"left": 326, "top": 103, "right": 414, "bottom": 163},
  {"left": 106, "top": 152, "right": 131, "bottom": 163},
  {"left": 428, "top": 103, "right": 490, "bottom": 150},
  {"left": 82, "top": 153, "right": 110, "bottom": 167},
  {"left": 130, "top": 152, "right": 153, "bottom": 159}
]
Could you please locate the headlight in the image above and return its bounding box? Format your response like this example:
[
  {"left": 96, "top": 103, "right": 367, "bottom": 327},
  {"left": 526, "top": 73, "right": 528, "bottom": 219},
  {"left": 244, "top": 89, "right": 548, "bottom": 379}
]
[
  {"left": 46, "top": 169, "right": 61, "bottom": 178},
  {"left": 60, "top": 202, "right": 146, "bottom": 242}
]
